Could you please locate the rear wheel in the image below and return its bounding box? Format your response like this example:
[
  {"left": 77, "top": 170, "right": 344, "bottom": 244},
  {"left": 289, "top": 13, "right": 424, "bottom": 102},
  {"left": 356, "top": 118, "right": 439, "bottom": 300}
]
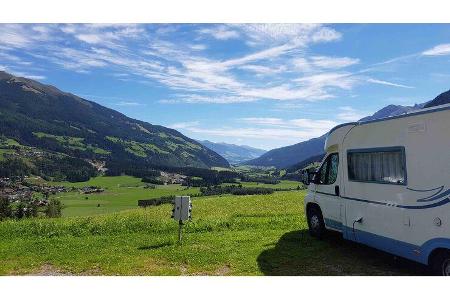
[
  {"left": 307, "top": 206, "right": 325, "bottom": 239},
  {"left": 430, "top": 250, "right": 450, "bottom": 276}
]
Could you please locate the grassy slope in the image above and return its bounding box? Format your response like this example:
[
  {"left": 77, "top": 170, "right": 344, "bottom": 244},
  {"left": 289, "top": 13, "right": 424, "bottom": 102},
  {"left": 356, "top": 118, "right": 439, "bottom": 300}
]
[{"left": 0, "top": 190, "right": 427, "bottom": 275}]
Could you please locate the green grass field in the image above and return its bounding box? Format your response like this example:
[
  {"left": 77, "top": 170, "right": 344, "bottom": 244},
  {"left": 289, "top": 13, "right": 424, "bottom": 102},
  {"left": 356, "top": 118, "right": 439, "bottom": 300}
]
[
  {"left": 30, "top": 176, "right": 300, "bottom": 217},
  {"left": 40, "top": 176, "right": 200, "bottom": 217},
  {"left": 239, "top": 180, "right": 300, "bottom": 189},
  {"left": 0, "top": 190, "right": 427, "bottom": 275}
]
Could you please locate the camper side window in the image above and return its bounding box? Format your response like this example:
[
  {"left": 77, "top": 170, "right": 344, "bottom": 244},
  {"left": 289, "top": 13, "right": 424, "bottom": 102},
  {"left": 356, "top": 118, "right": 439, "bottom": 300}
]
[
  {"left": 317, "top": 153, "right": 339, "bottom": 185},
  {"left": 347, "top": 147, "right": 406, "bottom": 185}
]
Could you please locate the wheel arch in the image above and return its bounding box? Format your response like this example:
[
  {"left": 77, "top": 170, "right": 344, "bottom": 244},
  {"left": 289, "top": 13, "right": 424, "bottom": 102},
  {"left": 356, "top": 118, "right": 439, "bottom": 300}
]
[
  {"left": 428, "top": 247, "right": 450, "bottom": 266},
  {"left": 306, "top": 202, "right": 322, "bottom": 217},
  {"left": 420, "top": 238, "right": 450, "bottom": 265}
]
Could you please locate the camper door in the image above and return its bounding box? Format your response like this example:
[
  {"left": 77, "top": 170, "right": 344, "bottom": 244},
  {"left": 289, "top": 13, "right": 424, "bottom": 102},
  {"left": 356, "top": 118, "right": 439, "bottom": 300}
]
[{"left": 314, "top": 153, "right": 342, "bottom": 230}]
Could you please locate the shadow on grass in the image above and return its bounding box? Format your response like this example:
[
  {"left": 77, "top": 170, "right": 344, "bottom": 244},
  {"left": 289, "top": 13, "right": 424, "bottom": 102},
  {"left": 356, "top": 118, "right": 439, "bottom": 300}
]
[
  {"left": 257, "top": 230, "right": 429, "bottom": 276},
  {"left": 138, "top": 241, "right": 174, "bottom": 250}
]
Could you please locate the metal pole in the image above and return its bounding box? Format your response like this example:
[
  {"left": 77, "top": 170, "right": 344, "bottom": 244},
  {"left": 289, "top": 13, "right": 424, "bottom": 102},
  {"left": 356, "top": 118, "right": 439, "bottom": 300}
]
[{"left": 178, "top": 220, "right": 183, "bottom": 244}]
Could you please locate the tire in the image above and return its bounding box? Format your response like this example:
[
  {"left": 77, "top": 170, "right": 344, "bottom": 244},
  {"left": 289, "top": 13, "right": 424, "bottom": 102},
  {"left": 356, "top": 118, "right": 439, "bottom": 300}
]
[
  {"left": 430, "top": 250, "right": 450, "bottom": 276},
  {"left": 307, "top": 206, "right": 326, "bottom": 239}
]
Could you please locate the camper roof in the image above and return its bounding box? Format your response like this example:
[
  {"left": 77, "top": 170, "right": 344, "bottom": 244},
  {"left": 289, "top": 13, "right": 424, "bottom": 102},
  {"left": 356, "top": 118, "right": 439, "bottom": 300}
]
[{"left": 328, "top": 102, "right": 450, "bottom": 136}]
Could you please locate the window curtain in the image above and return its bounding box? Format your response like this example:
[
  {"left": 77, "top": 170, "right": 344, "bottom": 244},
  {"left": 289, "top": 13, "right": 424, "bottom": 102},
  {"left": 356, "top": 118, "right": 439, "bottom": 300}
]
[{"left": 348, "top": 150, "right": 404, "bottom": 184}]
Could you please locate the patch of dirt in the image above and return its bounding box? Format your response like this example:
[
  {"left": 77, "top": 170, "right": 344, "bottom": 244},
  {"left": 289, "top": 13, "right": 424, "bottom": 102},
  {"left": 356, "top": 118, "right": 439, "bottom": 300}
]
[
  {"left": 190, "top": 265, "right": 231, "bottom": 276},
  {"left": 214, "top": 265, "right": 231, "bottom": 276},
  {"left": 80, "top": 265, "right": 103, "bottom": 275},
  {"left": 27, "top": 264, "right": 72, "bottom": 276},
  {"left": 180, "top": 264, "right": 188, "bottom": 275}
]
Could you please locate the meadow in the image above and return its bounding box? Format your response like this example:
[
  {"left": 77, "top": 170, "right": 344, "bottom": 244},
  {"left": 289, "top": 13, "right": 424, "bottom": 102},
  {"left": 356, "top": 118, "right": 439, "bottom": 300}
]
[
  {"left": 0, "top": 189, "right": 428, "bottom": 275},
  {"left": 33, "top": 176, "right": 199, "bottom": 217},
  {"left": 34, "top": 176, "right": 300, "bottom": 217}
]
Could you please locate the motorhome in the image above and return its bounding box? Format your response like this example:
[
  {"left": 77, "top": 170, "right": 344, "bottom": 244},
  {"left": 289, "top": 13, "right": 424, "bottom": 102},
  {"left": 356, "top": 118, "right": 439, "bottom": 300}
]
[{"left": 303, "top": 103, "right": 450, "bottom": 275}]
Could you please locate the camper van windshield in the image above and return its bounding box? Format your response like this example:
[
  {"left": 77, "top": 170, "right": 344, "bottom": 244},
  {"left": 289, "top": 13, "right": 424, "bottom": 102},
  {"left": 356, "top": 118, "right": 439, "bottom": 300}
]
[{"left": 347, "top": 147, "right": 406, "bottom": 185}]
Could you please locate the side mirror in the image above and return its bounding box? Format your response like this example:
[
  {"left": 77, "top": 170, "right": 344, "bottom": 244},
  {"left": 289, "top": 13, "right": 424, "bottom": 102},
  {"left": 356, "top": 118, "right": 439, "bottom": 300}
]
[
  {"left": 302, "top": 169, "right": 316, "bottom": 186},
  {"left": 301, "top": 170, "right": 309, "bottom": 185},
  {"left": 308, "top": 171, "right": 317, "bottom": 184}
]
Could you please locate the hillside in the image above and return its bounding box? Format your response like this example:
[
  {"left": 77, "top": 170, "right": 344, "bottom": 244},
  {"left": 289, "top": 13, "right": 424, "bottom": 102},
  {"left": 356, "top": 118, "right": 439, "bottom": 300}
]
[
  {"left": 286, "top": 153, "right": 326, "bottom": 173},
  {"left": 247, "top": 89, "right": 449, "bottom": 168},
  {"left": 0, "top": 71, "right": 228, "bottom": 180},
  {"left": 359, "top": 103, "right": 424, "bottom": 122},
  {"left": 245, "top": 135, "right": 327, "bottom": 169},
  {"left": 198, "top": 140, "right": 266, "bottom": 164},
  {"left": 423, "top": 89, "right": 450, "bottom": 108}
]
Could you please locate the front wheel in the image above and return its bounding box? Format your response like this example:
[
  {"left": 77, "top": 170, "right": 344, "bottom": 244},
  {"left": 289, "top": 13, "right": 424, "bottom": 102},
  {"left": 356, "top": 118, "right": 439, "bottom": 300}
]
[
  {"left": 430, "top": 250, "right": 450, "bottom": 276},
  {"left": 307, "top": 206, "right": 326, "bottom": 239}
]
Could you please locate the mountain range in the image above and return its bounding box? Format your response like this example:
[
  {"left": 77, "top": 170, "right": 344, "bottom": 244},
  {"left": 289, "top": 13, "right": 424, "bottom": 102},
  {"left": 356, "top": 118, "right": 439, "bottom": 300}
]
[
  {"left": 0, "top": 71, "right": 228, "bottom": 181},
  {"left": 198, "top": 140, "right": 266, "bottom": 165},
  {"left": 245, "top": 89, "right": 450, "bottom": 169},
  {"left": 2, "top": 70, "right": 449, "bottom": 177}
]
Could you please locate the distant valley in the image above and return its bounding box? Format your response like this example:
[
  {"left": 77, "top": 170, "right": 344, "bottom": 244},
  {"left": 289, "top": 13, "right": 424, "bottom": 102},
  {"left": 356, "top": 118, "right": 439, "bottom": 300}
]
[{"left": 198, "top": 140, "right": 266, "bottom": 165}]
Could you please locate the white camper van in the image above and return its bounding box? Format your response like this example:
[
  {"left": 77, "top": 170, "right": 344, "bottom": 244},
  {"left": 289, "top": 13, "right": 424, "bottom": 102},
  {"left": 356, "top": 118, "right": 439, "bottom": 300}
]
[{"left": 303, "top": 103, "right": 450, "bottom": 275}]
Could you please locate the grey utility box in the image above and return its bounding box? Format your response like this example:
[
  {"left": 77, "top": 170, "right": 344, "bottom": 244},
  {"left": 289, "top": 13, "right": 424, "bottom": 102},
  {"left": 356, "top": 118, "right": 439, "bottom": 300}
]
[{"left": 171, "top": 196, "right": 192, "bottom": 222}]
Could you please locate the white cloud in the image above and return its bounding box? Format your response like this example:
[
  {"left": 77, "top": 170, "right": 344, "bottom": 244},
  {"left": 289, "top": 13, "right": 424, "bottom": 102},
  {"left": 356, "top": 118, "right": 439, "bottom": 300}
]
[
  {"left": 310, "top": 56, "right": 359, "bottom": 69},
  {"left": 311, "top": 27, "right": 342, "bottom": 43},
  {"left": 39, "top": 47, "right": 109, "bottom": 72},
  {"left": 238, "top": 64, "right": 286, "bottom": 75},
  {"left": 115, "top": 101, "right": 143, "bottom": 106},
  {"left": 289, "top": 118, "right": 337, "bottom": 129},
  {"left": 0, "top": 24, "right": 356, "bottom": 105},
  {"left": 189, "top": 44, "right": 207, "bottom": 51},
  {"left": 7, "top": 70, "right": 46, "bottom": 80},
  {"left": 75, "top": 34, "right": 103, "bottom": 44},
  {"left": 239, "top": 117, "right": 284, "bottom": 126},
  {"left": 294, "top": 72, "right": 359, "bottom": 90},
  {"left": 292, "top": 58, "right": 312, "bottom": 72},
  {"left": 0, "top": 51, "right": 32, "bottom": 65},
  {"left": 198, "top": 25, "right": 240, "bottom": 40},
  {"left": 160, "top": 94, "right": 257, "bottom": 104},
  {"left": 237, "top": 24, "right": 319, "bottom": 43},
  {"left": 183, "top": 126, "right": 323, "bottom": 141},
  {"left": 65, "top": 24, "right": 145, "bottom": 46},
  {"left": 422, "top": 43, "right": 450, "bottom": 56},
  {"left": 0, "top": 24, "right": 54, "bottom": 48},
  {"left": 239, "top": 117, "right": 337, "bottom": 130},
  {"left": 337, "top": 106, "right": 366, "bottom": 121},
  {"left": 0, "top": 24, "right": 381, "bottom": 106},
  {"left": 367, "top": 78, "right": 414, "bottom": 89},
  {"left": 235, "top": 24, "right": 341, "bottom": 46},
  {"left": 241, "top": 84, "right": 333, "bottom": 101},
  {"left": 0, "top": 25, "right": 32, "bottom": 48},
  {"left": 172, "top": 117, "right": 338, "bottom": 143},
  {"left": 170, "top": 121, "right": 200, "bottom": 129},
  {"left": 112, "top": 73, "right": 129, "bottom": 78},
  {"left": 292, "top": 56, "right": 359, "bottom": 72},
  {"left": 221, "top": 41, "right": 301, "bottom": 68}
]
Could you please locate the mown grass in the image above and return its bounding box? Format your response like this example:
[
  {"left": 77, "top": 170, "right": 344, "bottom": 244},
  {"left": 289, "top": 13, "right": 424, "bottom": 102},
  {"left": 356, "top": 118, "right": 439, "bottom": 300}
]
[{"left": 0, "top": 190, "right": 427, "bottom": 275}]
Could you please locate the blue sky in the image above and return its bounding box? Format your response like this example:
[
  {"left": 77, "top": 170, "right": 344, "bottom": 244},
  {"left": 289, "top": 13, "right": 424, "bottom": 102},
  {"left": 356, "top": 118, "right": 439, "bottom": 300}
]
[{"left": 1, "top": 24, "right": 450, "bottom": 150}]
